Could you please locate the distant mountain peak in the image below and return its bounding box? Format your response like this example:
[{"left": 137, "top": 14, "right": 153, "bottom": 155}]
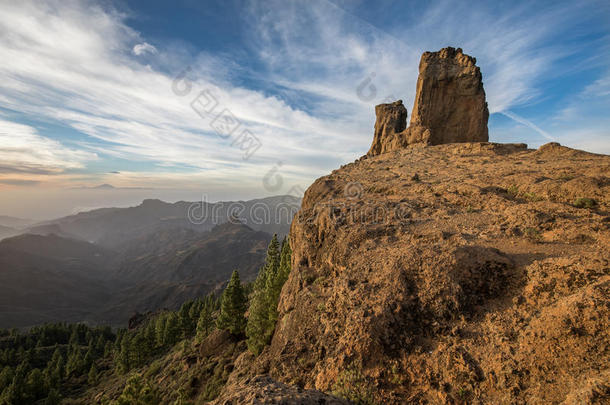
[
  {"left": 140, "top": 198, "right": 167, "bottom": 207},
  {"left": 94, "top": 183, "right": 115, "bottom": 189}
]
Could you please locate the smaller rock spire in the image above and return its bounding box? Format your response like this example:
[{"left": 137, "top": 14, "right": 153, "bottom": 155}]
[{"left": 367, "top": 100, "right": 408, "bottom": 156}]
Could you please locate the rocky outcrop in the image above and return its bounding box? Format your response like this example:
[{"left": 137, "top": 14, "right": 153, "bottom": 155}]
[
  {"left": 409, "top": 47, "right": 489, "bottom": 144},
  {"left": 254, "top": 141, "right": 609, "bottom": 404},
  {"left": 368, "top": 47, "right": 489, "bottom": 155},
  {"left": 367, "top": 100, "right": 408, "bottom": 155},
  {"left": 210, "top": 375, "right": 349, "bottom": 405}
]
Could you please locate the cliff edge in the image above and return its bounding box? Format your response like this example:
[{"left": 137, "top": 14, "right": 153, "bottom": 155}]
[{"left": 268, "top": 142, "right": 609, "bottom": 404}]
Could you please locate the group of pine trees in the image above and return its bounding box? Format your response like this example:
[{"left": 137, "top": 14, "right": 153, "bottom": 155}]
[
  {"left": 246, "top": 235, "right": 292, "bottom": 355},
  {"left": 0, "top": 234, "right": 292, "bottom": 404},
  {"left": 0, "top": 323, "right": 114, "bottom": 404},
  {"left": 209, "top": 234, "right": 293, "bottom": 356},
  {"left": 115, "top": 295, "right": 221, "bottom": 375}
]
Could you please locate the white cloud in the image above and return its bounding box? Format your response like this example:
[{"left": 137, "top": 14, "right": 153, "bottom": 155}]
[
  {"left": 0, "top": 118, "right": 96, "bottom": 174},
  {"left": 0, "top": 0, "right": 352, "bottom": 189},
  {"left": 583, "top": 72, "right": 610, "bottom": 98},
  {"left": 0, "top": 0, "right": 607, "bottom": 193},
  {"left": 133, "top": 42, "right": 157, "bottom": 56}
]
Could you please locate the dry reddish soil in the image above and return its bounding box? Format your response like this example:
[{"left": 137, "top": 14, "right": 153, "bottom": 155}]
[{"left": 218, "top": 141, "right": 609, "bottom": 404}]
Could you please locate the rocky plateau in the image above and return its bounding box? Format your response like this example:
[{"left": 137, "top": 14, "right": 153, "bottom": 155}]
[{"left": 212, "top": 47, "right": 609, "bottom": 404}]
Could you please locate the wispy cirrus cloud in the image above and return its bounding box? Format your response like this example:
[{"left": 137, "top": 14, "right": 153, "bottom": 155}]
[
  {"left": 0, "top": 0, "right": 607, "bottom": 201},
  {"left": 246, "top": 0, "right": 609, "bottom": 147},
  {"left": 0, "top": 0, "right": 356, "bottom": 189}
]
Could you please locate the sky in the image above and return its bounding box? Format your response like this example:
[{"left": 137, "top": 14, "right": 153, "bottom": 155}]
[{"left": 0, "top": 0, "right": 609, "bottom": 219}]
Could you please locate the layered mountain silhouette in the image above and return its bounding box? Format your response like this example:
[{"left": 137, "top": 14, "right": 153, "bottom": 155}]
[
  {"left": 0, "top": 225, "right": 17, "bottom": 240},
  {"left": 0, "top": 196, "right": 299, "bottom": 328},
  {"left": 23, "top": 195, "right": 298, "bottom": 247},
  {"left": 0, "top": 234, "right": 114, "bottom": 328}
]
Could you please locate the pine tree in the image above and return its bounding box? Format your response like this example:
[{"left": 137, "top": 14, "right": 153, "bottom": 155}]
[
  {"left": 269, "top": 237, "right": 292, "bottom": 325},
  {"left": 195, "top": 295, "right": 216, "bottom": 342},
  {"left": 154, "top": 315, "right": 167, "bottom": 348},
  {"left": 95, "top": 334, "right": 106, "bottom": 355},
  {"left": 50, "top": 352, "right": 64, "bottom": 387},
  {"left": 129, "top": 331, "right": 149, "bottom": 367},
  {"left": 116, "top": 335, "right": 130, "bottom": 374},
  {"left": 179, "top": 301, "right": 197, "bottom": 338},
  {"left": 65, "top": 346, "right": 83, "bottom": 378},
  {"left": 263, "top": 234, "right": 281, "bottom": 283},
  {"left": 216, "top": 270, "right": 247, "bottom": 335},
  {"left": 87, "top": 364, "right": 98, "bottom": 386},
  {"left": 44, "top": 388, "right": 61, "bottom": 405},
  {"left": 25, "top": 368, "right": 45, "bottom": 401},
  {"left": 277, "top": 237, "right": 292, "bottom": 289},
  {"left": 0, "top": 366, "right": 13, "bottom": 392},
  {"left": 83, "top": 345, "right": 95, "bottom": 370},
  {"left": 188, "top": 299, "right": 204, "bottom": 328},
  {"left": 144, "top": 322, "right": 155, "bottom": 351},
  {"left": 104, "top": 341, "right": 114, "bottom": 358},
  {"left": 0, "top": 382, "right": 19, "bottom": 405},
  {"left": 5, "top": 360, "right": 29, "bottom": 405},
  {"left": 68, "top": 327, "right": 79, "bottom": 346},
  {"left": 246, "top": 235, "right": 290, "bottom": 355},
  {"left": 111, "top": 374, "right": 158, "bottom": 405},
  {"left": 163, "top": 313, "right": 181, "bottom": 346}
]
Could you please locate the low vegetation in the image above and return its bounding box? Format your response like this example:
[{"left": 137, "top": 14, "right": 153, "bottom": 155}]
[{"left": 573, "top": 197, "right": 597, "bottom": 209}]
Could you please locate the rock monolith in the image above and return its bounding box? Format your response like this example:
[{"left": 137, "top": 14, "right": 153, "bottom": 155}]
[{"left": 368, "top": 47, "right": 489, "bottom": 155}]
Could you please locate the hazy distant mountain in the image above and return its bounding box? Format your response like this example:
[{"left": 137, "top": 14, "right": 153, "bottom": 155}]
[
  {"left": 0, "top": 215, "right": 35, "bottom": 229},
  {"left": 29, "top": 195, "right": 299, "bottom": 249},
  {"left": 25, "top": 223, "right": 83, "bottom": 240},
  {"left": 0, "top": 234, "right": 116, "bottom": 328},
  {"left": 115, "top": 222, "right": 269, "bottom": 282},
  {"left": 0, "top": 195, "right": 295, "bottom": 327},
  {"left": 94, "top": 222, "right": 270, "bottom": 324},
  {"left": 0, "top": 225, "right": 18, "bottom": 241},
  {"left": 70, "top": 183, "right": 149, "bottom": 190},
  {"left": 0, "top": 233, "right": 113, "bottom": 267},
  {"left": 0, "top": 222, "right": 271, "bottom": 328}
]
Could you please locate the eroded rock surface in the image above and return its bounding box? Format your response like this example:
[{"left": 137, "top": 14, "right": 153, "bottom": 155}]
[
  {"left": 210, "top": 375, "right": 349, "bottom": 404},
  {"left": 369, "top": 47, "right": 489, "bottom": 155},
  {"left": 367, "top": 100, "right": 408, "bottom": 156},
  {"left": 251, "top": 142, "right": 609, "bottom": 404},
  {"left": 410, "top": 47, "right": 489, "bottom": 145}
]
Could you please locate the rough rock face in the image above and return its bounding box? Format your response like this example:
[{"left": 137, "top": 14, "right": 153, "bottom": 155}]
[
  {"left": 410, "top": 47, "right": 489, "bottom": 144},
  {"left": 368, "top": 47, "right": 489, "bottom": 155},
  {"left": 210, "top": 376, "right": 349, "bottom": 405},
  {"left": 367, "top": 100, "right": 408, "bottom": 155},
  {"left": 250, "top": 142, "right": 609, "bottom": 404}
]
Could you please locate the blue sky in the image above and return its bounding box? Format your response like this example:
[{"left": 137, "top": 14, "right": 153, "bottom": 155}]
[{"left": 0, "top": 0, "right": 608, "bottom": 218}]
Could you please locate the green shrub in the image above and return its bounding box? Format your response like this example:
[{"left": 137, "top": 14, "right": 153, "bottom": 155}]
[
  {"left": 523, "top": 192, "right": 543, "bottom": 202},
  {"left": 331, "top": 361, "right": 376, "bottom": 405},
  {"left": 111, "top": 374, "right": 159, "bottom": 405},
  {"left": 507, "top": 185, "right": 519, "bottom": 197},
  {"left": 573, "top": 198, "right": 597, "bottom": 209}
]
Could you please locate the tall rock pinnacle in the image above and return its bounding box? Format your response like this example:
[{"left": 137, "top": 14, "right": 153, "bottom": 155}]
[{"left": 368, "top": 47, "right": 489, "bottom": 155}]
